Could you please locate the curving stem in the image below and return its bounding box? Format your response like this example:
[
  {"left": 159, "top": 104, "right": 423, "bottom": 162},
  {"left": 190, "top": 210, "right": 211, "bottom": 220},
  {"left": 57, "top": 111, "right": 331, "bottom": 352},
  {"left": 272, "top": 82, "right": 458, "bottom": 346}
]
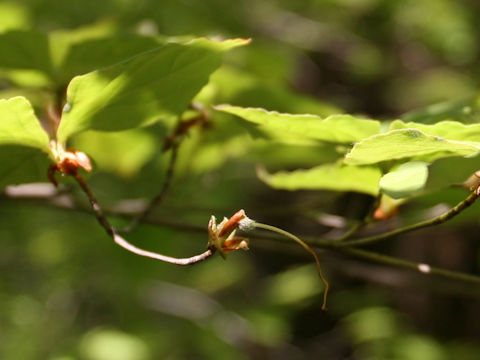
[{"left": 73, "top": 172, "right": 215, "bottom": 265}]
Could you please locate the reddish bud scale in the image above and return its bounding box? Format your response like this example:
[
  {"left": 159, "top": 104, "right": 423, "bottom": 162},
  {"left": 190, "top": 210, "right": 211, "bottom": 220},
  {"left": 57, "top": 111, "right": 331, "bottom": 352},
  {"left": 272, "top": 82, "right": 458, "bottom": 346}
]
[
  {"left": 48, "top": 149, "right": 92, "bottom": 186},
  {"left": 207, "top": 209, "right": 251, "bottom": 258},
  {"left": 218, "top": 209, "right": 246, "bottom": 237},
  {"left": 373, "top": 206, "right": 398, "bottom": 221},
  {"left": 57, "top": 150, "right": 92, "bottom": 175},
  {"left": 58, "top": 152, "right": 81, "bottom": 174},
  {"left": 222, "top": 237, "right": 249, "bottom": 252}
]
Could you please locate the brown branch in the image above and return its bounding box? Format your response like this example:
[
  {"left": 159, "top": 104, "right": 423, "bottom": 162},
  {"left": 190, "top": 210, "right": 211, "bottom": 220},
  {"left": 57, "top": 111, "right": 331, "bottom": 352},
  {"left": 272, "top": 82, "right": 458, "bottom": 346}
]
[
  {"left": 334, "top": 194, "right": 381, "bottom": 241},
  {"left": 5, "top": 184, "right": 480, "bottom": 284},
  {"left": 121, "top": 143, "right": 179, "bottom": 233},
  {"left": 72, "top": 173, "right": 215, "bottom": 265},
  {"left": 121, "top": 107, "right": 208, "bottom": 234},
  {"left": 249, "top": 231, "right": 480, "bottom": 286},
  {"left": 336, "top": 188, "right": 480, "bottom": 248},
  {"left": 113, "top": 233, "right": 215, "bottom": 265},
  {"left": 337, "top": 247, "right": 480, "bottom": 285}
]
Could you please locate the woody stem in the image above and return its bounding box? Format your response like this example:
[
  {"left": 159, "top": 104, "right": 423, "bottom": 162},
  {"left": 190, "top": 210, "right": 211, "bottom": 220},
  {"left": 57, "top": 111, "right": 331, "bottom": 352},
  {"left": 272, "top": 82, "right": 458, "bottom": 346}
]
[{"left": 73, "top": 172, "right": 215, "bottom": 265}]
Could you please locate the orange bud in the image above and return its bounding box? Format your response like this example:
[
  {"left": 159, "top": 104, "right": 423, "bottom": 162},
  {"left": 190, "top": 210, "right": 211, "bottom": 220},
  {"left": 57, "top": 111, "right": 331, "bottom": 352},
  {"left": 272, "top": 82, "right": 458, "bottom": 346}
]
[
  {"left": 57, "top": 149, "right": 92, "bottom": 175},
  {"left": 207, "top": 210, "right": 251, "bottom": 258},
  {"left": 218, "top": 209, "right": 246, "bottom": 237},
  {"left": 222, "top": 237, "right": 249, "bottom": 252}
]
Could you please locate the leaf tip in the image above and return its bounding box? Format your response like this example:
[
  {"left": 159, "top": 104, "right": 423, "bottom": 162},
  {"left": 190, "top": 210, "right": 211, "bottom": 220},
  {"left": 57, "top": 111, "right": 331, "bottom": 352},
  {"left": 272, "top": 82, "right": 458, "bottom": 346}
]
[
  {"left": 211, "top": 103, "right": 230, "bottom": 111},
  {"left": 207, "top": 37, "right": 252, "bottom": 50},
  {"left": 255, "top": 164, "right": 270, "bottom": 183},
  {"left": 223, "top": 37, "right": 252, "bottom": 47}
]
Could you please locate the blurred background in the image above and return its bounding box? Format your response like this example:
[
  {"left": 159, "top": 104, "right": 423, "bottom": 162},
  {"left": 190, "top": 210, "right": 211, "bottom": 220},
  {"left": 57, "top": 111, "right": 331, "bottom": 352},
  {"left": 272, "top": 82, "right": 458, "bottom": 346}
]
[{"left": 1, "top": 0, "right": 480, "bottom": 359}]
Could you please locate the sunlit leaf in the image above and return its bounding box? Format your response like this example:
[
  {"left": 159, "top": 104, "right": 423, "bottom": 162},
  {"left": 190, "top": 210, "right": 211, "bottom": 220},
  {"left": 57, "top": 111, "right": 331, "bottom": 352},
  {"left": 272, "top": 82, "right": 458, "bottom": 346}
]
[
  {"left": 0, "top": 2, "right": 30, "bottom": 32},
  {"left": 74, "top": 129, "right": 157, "bottom": 178},
  {"left": 80, "top": 329, "right": 150, "bottom": 360},
  {"left": 0, "top": 69, "right": 51, "bottom": 88},
  {"left": 0, "top": 97, "right": 50, "bottom": 153},
  {"left": 214, "top": 105, "right": 380, "bottom": 144},
  {"left": 390, "top": 120, "right": 480, "bottom": 142},
  {"left": 187, "top": 136, "right": 249, "bottom": 174},
  {"left": 57, "top": 38, "right": 250, "bottom": 143},
  {"left": 258, "top": 162, "right": 381, "bottom": 195},
  {"left": 379, "top": 162, "right": 428, "bottom": 199},
  {"left": 345, "top": 129, "right": 479, "bottom": 165}
]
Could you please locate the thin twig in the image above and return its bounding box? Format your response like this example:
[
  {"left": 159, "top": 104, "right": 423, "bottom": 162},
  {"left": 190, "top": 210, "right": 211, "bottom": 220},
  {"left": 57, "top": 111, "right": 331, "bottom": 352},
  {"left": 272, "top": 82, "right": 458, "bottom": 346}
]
[
  {"left": 5, "top": 186, "right": 480, "bottom": 285},
  {"left": 333, "top": 189, "right": 480, "bottom": 248},
  {"left": 73, "top": 173, "right": 214, "bottom": 265},
  {"left": 334, "top": 194, "right": 381, "bottom": 241},
  {"left": 250, "top": 230, "right": 480, "bottom": 285},
  {"left": 121, "top": 106, "right": 209, "bottom": 234},
  {"left": 337, "top": 247, "right": 480, "bottom": 285},
  {"left": 113, "top": 233, "right": 215, "bottom": 265},
  {"left": 122, "top": 143, "right": 179, "bottom": 233},
  {"left": 73, "top": 173, "right": 113, "bottom": 236},
  {"left": 334, "top": 221, "right": 363, "bottom": 241},
  {"left": 254, "top": 222, "right": 330, "bottom": 310}
]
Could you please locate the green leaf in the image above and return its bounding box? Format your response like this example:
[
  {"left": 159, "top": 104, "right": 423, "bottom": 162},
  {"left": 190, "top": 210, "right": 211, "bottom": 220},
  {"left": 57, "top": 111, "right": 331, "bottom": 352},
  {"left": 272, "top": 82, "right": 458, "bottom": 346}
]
[
  {"left": 258, "top": 163, "right": 381, "bottom": 196},
  {"left": 0, "top": 30, "right": 52, "bottom": 75},
  {"left": 402, "top": 97, "right": 480, "bottom": 124},
  {"left": 345, "top": 129, "right": 479, "bottom": 165},
  {"left": 0, "top": 27, "right": 161, "bottom": 85},
  {"left": 248, "top": 142, "right": 342, "bottom": 168},
  {"left": 187, "top": 135, "right": 249, "bottom": 174},
  {"left": 379, "top": 162, "right": 428, "bottom": 199},
  {"left": 54, "top": 33, "right": 163, "bottom": 83},
  {"left": 0, "top": 69, "right": 51, "bottom": 88},
  {"left": 48, "top": 22, "right": 118, "bottom": 71},
  {"left": 213, "top": 105, "right": 380, "bottom": 144},
  {"left": 0, "top": 97, "right": 50, "bottom": 153},
  {"left": 426, "top": 154, "right": 480, "bottom": 191},
  {"left": 0, "top": 2, "right": 30, "bottom": 32},
  {"left": 197, "top": 67, "right": 341, "bottom": 116},
  {"left": 57, "top": 38, "right": 249, "bottom": 143},
  {"left": 390, "top": 120, "right": 480, "bottom": 142},
  {"left": 80, "top": 329, "right": 150, "bottom": 360},
  {"left": 0, "top": 146, "right": 50, "bottom": 187},
  {"left": 74, "top": 129, "right": 157, "bottom": 178}
]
